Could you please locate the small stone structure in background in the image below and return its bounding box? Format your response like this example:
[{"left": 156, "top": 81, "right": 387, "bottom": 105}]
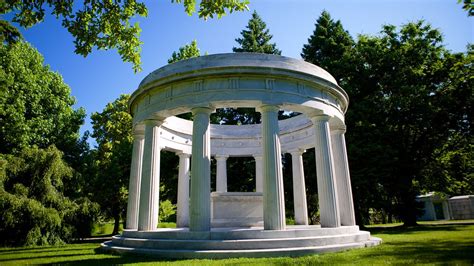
[{"left": 417, "top": 193, "right": 474, "bottom": 221}]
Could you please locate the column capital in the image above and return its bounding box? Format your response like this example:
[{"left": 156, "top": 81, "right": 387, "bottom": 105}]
[
  {"left": 144, "top": 119, "right": 163, "bottom": 127},
  {"left": 253, "top": 154, "right": 263, "bottom": 159},
  {"left": 257, "top": 104, "right": 280, "bottom": 113},
  {"left": 191, "top": 106, "right": 214, "bottom": 116},
  {"left": 132, "top": 124, "right": 145, "bottom": 138},
  {"left": 215, "top": 154, "right": 229, "bottom": 160},
  {"left": 176, "top": 152, "right": 191, "bottom": 159},
  {"left": 310, "top": 114, "right": 332, "bottom": 123},
  {"left": 288, "top": 148, "right": 306, "bottom": 156},
  {"left": 330, "top": 125, "right": 347, "bottom": 135}
]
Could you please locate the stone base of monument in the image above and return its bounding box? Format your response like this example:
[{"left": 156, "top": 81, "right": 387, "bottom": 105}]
[
  {"left": 101, "top": 225, "right": 381, "bottom": 259},
  {"left": 211, "top": 192, "right": 263, "bottom": 227}
]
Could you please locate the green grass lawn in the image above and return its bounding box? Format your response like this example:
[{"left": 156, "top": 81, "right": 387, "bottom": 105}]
[{"left": 1, "top": 221, "right": 473, "bottom": 265}]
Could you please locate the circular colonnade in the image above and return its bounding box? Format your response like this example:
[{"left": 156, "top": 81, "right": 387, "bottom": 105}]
[{"left": 102, "top": 53, "right": 381, "bottom": 258}]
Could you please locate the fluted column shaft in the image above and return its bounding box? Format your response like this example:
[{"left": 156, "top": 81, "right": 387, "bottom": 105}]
[
  {"left": 254, "top": 155, "right": 263, "bottom": 192},
  {"left": 189, "top": 107, "right": 213, "bottom": 231},
  {"left": 260, "top": 105, "right": 286, "bottom": 230},
  {"left": 176, "top": 152, "right": 191, "bottom": 228},
  {"left": 311, "top": 115, "right": 340, "bottom": 228},
  {"left": 290, "top": 149, "right": 309, "bottom": 225},
  {"left": 138, "top": 119, "right": 162, "bottom": 231},
  {"left": 215, "top": 155, "right": 228, "bottom": 192},
  {"left": 331, "top": 126, "right": 356, "bottom": 226},
  {"left": 126, "top": 127, "right": 145, "bottom": 229}
]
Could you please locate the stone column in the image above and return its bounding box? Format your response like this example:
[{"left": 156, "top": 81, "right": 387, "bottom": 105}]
[
  {"left": 259, "top": 105, "right": 286, "bottom": 230},
  {"left": 189, "top": 107, "right": 213, "bottom": 231},
  {"left": 311, "top": 115, "right": 340, "bottom": 228},
  {"left": 176, "top": 152, "right": 191, "bottom": 228},
  {"left": 289, "top": 149, "right": 309, "bottom": 225},
  {"left": 126, "top": 126, "right": 145, "bottom": 229},
  {"left": 138, "top": 119, "right": 162, "bottom": 231},
  {"left": 215, "top": 155, "right": 228, "bottom": 192},
  {"left": 331, "top": 126, "right": 356, "bottom": 226},
  {"left": 253, "top": 155, "right": 263, "bottom": 192}
]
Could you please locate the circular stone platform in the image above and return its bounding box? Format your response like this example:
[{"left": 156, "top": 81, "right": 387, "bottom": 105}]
[{"left": 101, "top": 226, "right": 381, "bottom": 259}]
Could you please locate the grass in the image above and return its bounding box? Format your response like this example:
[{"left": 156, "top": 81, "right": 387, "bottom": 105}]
[{"left": 0, "top": 220, "right": 473, "bottom": 265}]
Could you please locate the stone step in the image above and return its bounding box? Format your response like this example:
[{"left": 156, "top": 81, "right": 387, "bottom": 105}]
[
  {"left": 111, "top": 231, "right": 370, "bottom": 250},
  {"left": 122, "top": 225, "right": 361, "bottom": 240},
  {"left": 101, "top": 237, "right": 382, "bottom": 259}
]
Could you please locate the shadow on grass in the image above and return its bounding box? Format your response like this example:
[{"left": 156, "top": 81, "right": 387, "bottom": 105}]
[
  {"left": 57, "top": 250, "right": 181, "bottom": 266},
  {"left": 0, "top": 252, "right": 93, "bottom": 262},
  {"left": 374, "top": 240, "right": 474, "bottom": 263},
  {"left": 367, "top": 224, "right": 471, "bottom": 235},
  {"left": 0, "top": 247, "right": 94, "bottom": 256}
]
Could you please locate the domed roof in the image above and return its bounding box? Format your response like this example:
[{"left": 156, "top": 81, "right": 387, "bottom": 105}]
[{"left": 138, "top": 53, "right": 339, "bottom": 90}]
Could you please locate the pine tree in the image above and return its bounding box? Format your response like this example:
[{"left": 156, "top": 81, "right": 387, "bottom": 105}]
[
  {"left": 233, "top": 11, "right": 281, "bottom": 55},
  {"left": 301, "top": 11, "right": 353, "bottom": 83}
]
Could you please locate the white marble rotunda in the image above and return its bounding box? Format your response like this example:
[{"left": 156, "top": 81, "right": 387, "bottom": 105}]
[{"left": 101, "top": 53, "right": 381, "bottom": 258}]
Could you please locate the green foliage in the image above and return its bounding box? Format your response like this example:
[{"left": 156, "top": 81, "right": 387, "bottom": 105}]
[
  {"left": 233, "top": 11, "right": 281, "bottom": 55},
  {"left": 159, "top": 200, "right": 176, "bottom": 223},
  {"left": 90, "top": 94, "right": 133, "bottom": 235},
  {"left": 458, "top": 0, "right": 473, "bottom": 16},
  {"left": 0, "top": 20, "right": 22, "bottom": 44},
  {"left": 2, "top": 1, "right": 249, "bottom": 72},
  {"left": 168, "top": 40, "right": 201, "bottom": 64},
  {"left": 0, "top": 41, "right": 85, "bottom": 156},
  {"left": 302, "top": 12, "right": 473, "bottom": 226},
  {"left": 0, "top": 146, "right": 100, "bottom": 246},
  {"left": 301, "top": 10, "right": 354, "bottom": 82},
  {"left": 173, "top": 0, "right": 249, "bottom": 19}
]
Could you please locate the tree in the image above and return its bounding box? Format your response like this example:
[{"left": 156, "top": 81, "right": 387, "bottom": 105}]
[
  {"left": 0, "top": 146, "right": 100, "bottom": 246},
  {"left": 233, "top": 11, "right": 281, "bottom": 55},
  {"left": 0, "top": 41, "right": 85, "bottom": 156},
  {"left": 344, "top": 21, "right": 460, "bottom": 226},
  {"left": 301, "top": 11, "right": 472, "bottom": 226},
  {"left": 168, "top": 40, "right": 201, "bottom": 64},
  {"left": 301, "top": 10, "right": 354, "bottom": 83},
  {"left": 458, "top": 0, "right": 474, "bottom": 16},
  {"left": 90, "top": 94, "right": 133, "bottom": 235},
  {"left": 420, "top": 46, "right": 474, "bottom": 196},
  {"left": 2, "top": 0, "right": 249, "bottom": 72}
]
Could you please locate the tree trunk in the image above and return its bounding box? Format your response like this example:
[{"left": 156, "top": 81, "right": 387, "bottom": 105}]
[
  {"left": 112, "top": 213, "right": 121, "bottom": 235},
  {"left": 400, "top": 191, "right": 419, "bottom": 227}
]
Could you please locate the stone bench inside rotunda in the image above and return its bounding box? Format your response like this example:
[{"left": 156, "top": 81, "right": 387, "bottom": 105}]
[{"left": 211, "top": 192, "right": 263, "bottom": 227}]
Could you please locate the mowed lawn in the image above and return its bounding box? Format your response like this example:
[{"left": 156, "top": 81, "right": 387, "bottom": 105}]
[{"left": 0, "top": 221, "right": 473, "bottom": 265}]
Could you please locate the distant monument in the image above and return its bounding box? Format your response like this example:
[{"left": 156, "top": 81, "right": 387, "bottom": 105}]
[{"left": 102, "top": 53, "right": 381, "bottom": 258}]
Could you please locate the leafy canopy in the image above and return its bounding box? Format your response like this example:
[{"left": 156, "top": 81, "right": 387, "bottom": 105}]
[
  {"left": 168, "top": 40, "right": 201, "bottom": 64},
  {"left": 1, "top": 1, "right": 249, "bottom": 72},
  {"left": 0, "top": 146, "right": 100, "bottom": 246},
  {"left": 90, "top": 94, "right": 133, "bottom": 234},
  {"left": 0, "top": 41, "right": 85, "bottom": 155}
]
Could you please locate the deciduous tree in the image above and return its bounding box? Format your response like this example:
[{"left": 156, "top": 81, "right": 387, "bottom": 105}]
[
  {"left": 0, "top": 41, "right": 85, "bottom": 157},
  {"left": 1, "top": 0, "right": 249, "bottom": 72},
  {"left": 90, "top": 94, "right": 133, "bottom": 234}
]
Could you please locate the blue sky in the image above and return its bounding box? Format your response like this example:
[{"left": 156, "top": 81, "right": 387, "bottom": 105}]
[{"left": 13, "top": 0, "right": 473, "bottom": 146}]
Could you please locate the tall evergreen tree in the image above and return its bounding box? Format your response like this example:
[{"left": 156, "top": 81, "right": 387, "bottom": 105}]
[
  {"left": 221, "top": 10, "right": 283, "bottom": 193},
  {"left": 233, "top": 11, "right": 281, "bottom": 55},
  {"left": 301, "top": 10, "right": 354, "bottom": 83}
]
